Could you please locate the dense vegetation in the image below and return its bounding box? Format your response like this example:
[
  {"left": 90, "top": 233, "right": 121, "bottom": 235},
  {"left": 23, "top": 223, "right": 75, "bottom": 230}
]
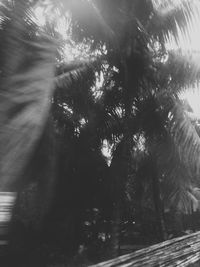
[{"left": 1, "top": 0, "right": 200, "bottom": 266}]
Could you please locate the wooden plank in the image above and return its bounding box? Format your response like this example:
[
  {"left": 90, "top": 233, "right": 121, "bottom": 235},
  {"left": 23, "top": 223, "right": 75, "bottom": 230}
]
[{"left": 90, "top": 231, "right": 200, "bottom": 267}]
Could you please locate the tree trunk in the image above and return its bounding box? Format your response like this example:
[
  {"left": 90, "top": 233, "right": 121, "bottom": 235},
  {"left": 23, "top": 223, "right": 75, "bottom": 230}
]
[
  {"left": 151, "top": 163, "right": 167, "bottom": 241},
  {"left": 35, "top": 116, "right": 57, "bottom": 230},
  {"left": 110, "top": 202, "right": 121, "bottom": 258},
  {"left": 109, "top": 141, "right": 125, "bottom": 258},
  {"left": 109, "top": 56, "right": 135, "bottom": 258}
]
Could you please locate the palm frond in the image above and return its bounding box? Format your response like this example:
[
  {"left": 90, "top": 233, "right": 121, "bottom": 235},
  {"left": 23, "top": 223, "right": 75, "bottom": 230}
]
[
  {"left": 0, "top": 33, "right": 56, "bottom": 191},
  {"left": 166, "top": 186, "right": 199, "bottom": 214},
  {"left": 163, "top": 50, "right": 200, "bottom": 92},
  {"left": 169, "top": 100, "right": 200, "bottom": 177},
  {"left": 150, "top": 0, "right": 196, "bottom": 42},
  {"left": 55, "top": 59, "right": 99, "bottom": 89}
]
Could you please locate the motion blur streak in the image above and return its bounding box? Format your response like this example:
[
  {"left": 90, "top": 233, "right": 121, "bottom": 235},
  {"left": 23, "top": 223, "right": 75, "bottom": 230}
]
[
  {"left": 0, "top": 192, "right": 16, "bottom": 245},
  {"left": 0, "top": 0, "right": 56, "bottom": 250}
]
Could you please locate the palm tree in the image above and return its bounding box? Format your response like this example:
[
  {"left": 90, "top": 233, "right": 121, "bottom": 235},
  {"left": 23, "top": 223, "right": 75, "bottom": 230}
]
[
  {"left": 1, "top": 0, "right": 200, "bottom": 260},
  {"left": 58, "top": 0, "right": 200, "bottom": 255}
]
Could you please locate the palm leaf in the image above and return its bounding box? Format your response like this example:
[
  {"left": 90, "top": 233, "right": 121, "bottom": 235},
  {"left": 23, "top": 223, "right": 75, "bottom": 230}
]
[
  {"left": 55, "top": 58, "right": 101, "bottom": 89},
  {"left": 162, "top": 50, "right": 200, "bottom": 93},
  {"left": 0, "top": 30, "right": 56, "bottom": 190},
  {"left": 150, "top": 0, "right": 196, "bottom": 41},
  {"left": 169, "top": 100, "right": 200, "bottom": 177}
]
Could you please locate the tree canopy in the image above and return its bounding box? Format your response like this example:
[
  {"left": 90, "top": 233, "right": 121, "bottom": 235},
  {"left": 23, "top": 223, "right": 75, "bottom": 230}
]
[{"left": 1, "top": 0, "right": 200, "bottom": 266}]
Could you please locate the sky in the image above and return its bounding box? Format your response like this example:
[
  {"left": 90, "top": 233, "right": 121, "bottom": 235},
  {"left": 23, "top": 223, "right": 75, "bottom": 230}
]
[{"left": 163, "top": 1, "right": 200, "bottom": 118}]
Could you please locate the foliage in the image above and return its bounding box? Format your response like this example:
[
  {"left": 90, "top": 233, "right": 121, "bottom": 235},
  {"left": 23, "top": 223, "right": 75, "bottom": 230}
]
[{"left": 1, "top": 0, "right": 200, "bottom": 265}]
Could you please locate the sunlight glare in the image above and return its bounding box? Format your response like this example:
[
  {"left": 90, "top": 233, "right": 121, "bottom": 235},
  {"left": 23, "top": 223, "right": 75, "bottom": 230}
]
[
  {"left": 180, "top": 86, "right": 200, "bottom": 118},
  {"left": 101, "top": 140, "right": 113, "bottom": 166},
  {"left": 152, "top": 0, "right": 183, "bottom": 16},
  {"left": 34, "top": 6, "right": 46, "bottom": 26},
  {"left": 164, "top": 1, "right": 200, "bottom": 118}
]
